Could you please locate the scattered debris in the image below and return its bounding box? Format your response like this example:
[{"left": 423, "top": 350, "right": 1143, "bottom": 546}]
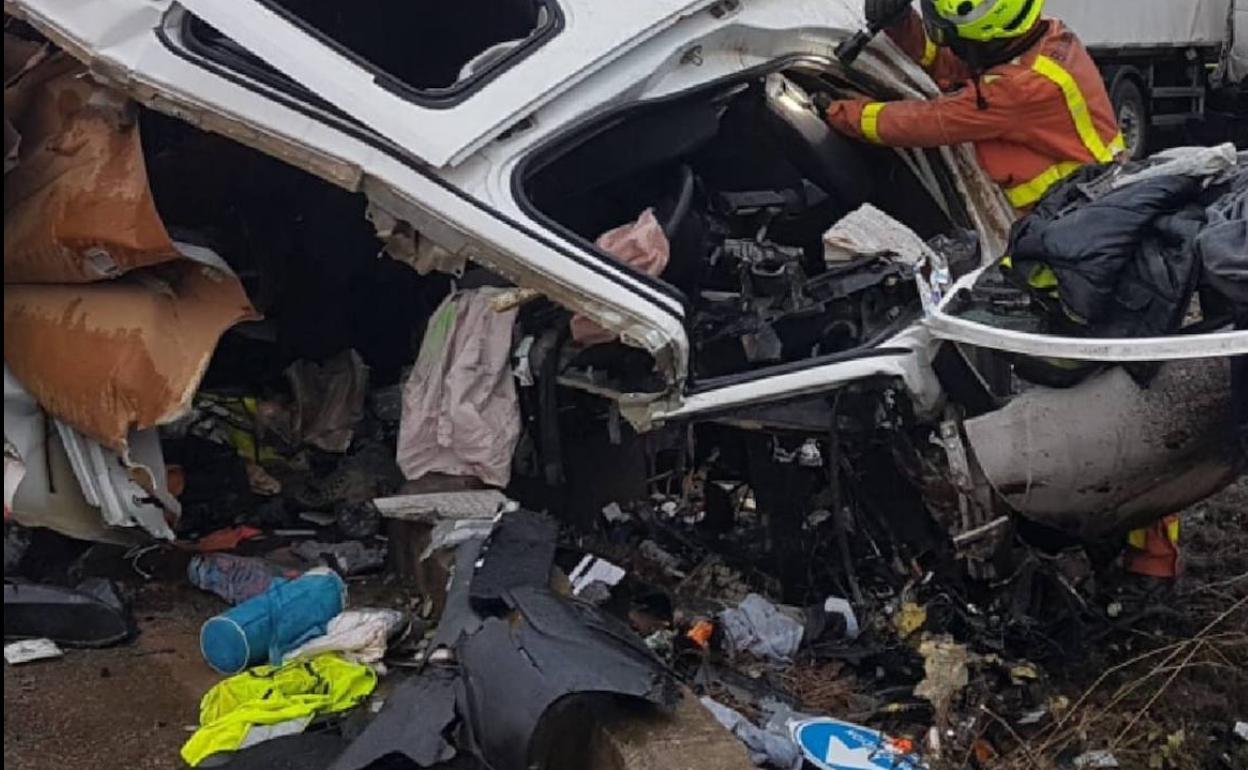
[
  {"left": 4, "top": 638, "right": 64, "bottom": 665},
  {"left": 913, "top": 636, "right": 970, "bottom": 725},
  {"left": 460, "top": 585, "right": 679, "bottom": 769},
  {"left": 196, "top": 732, "right": 349, "bottom": 770},
  {"left": 192, "top": 526, "right": 265, "bottom": 553},
  {"left": 1072, "top": 749, "right": 1121, "bottom": 769},
  {"left": 328, "top": 667, "right": 458, "bottom": 770},
  {"left": 282, "top": 608, "right": 405, "bottom": 666},
  {"left": 1008, "top": 662, "right": 1040, "bottom": 683},
  {"left": 200, "top": 568, "right": 345, "bottom": 674},
  {"left": 188, "top": 553, "right": 292, "bottom": 605},
  {"left": 181, "top": 653, "right": 376, "bottom": 767},
  {"left": 645, "top": 629, "right": 677, "bottom": 656},
  {"left": 3, "top": 579, "right": 131, "bottom": 647},
  {"left": 1017, "top": 707, "right": 1048, "bottom": 726},
  {"left": 893, "top": 602, "right": 928, "bottom": 638},
  {"left": 702, "top": 696, "right": 804, "bottom": 770},
  {"left": 3, "top": 439, "right": 25, "bottom": 521},
  {"left": 569, "top": 553, "right": 626, "bottom": 600},
  {"left": 330, "top": 509, "right": 681, "bottom": 770},
  {"left": 284, "top": 349, "right": 369, "bottom": 454},
  {"left": 686, "top": 619, "right": 715, "bottom": 650},
  {"left": 377, "top": 489, "right": 506, "bottom": 593},
  {"left": 291, "top": 540, "right": 386, "bottom": 576},
  {"left": 298, "top": 511, "right": 338, "bottom": 527},
  {"left": 373, "top": 490, "right": 511, "bottom": 522},
  {"left": 822, "top": 203, "right": 934, "bottom": 267},
  {"left": 820, "top": 596, "right": 861, "bottom": 640},
  {"left": 602, "top": 501, "right": 632, "bottom": 523},
  {"left": 3, "top": 521, "right": 29, "bottom": 573},
  {"left": 244, "top": 461, "right": 283, "bottom": 496},
  {"left": 638, "top": 539, "right": 687, "bottom": 578},
  {"left": 467, "top": 509, "right": 558, "bottom": 612},
  {"left": 790, "top": 717, "right": 927, "bottom": 770},
  {"left": 720, "top": 593, "right": 805, "bottom": 665}
]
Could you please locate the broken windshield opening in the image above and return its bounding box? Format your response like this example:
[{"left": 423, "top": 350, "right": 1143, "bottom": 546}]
[
  {"left": 254, "top": 0, "right": 561, "bottom": 102},
  {"left": 518, "top": 66, "right": 972, "bottom": 387}
]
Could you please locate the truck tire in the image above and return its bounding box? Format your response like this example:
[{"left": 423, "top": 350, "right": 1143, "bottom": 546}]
[{"left": 1111, "top": 78, "right": 1149, "bottom": 161}]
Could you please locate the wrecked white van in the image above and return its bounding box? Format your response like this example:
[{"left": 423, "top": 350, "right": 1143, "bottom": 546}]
[{"left": 4, "top": 0, "right": 1244, "bottom": 571}]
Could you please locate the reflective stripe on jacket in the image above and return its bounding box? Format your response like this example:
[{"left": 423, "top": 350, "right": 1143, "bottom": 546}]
[{"left": 825, "top": 13, "right": 1122, "bottom": 210}]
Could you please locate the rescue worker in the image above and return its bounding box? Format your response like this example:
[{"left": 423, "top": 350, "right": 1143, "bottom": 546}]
[
  {"left": 819, "top": 0, "right": 1181, "bottom": 577},
  {"left": 819, "top": 0, "right": 1123, "bottom": 211}
]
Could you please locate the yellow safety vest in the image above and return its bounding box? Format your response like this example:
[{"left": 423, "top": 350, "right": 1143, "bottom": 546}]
[{"left": 181, "top": 653, "right": 376, "bottom": 766}]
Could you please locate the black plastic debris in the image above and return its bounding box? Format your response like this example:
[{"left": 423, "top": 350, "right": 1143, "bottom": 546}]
[
  {"left": 3, "top": 524, "right": 30, "bottom": 574},
  {"left": 210, "top": 731, "right": 350, "bottom": 770},
  {"left": 328, "top": 668, "right": 459, "bottom": 770},
  {"left": 333, "top": 510, "right": 680, "bottom": 770},
  {"left": 3, "top": 579, "right": 131, "bottom": 647},
  {"left": 458, "top": 586, "right": 680, "bottom": 770},
  {"left": 422, "top": 536, "right": 486, "bottom": 664},
  {"left": 467, "top": 509, "right": 557, "bottom": 613}
]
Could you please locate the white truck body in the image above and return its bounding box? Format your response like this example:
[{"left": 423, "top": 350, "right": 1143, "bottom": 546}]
[
  {"left": 1228, "top": 0, "right": 1248, "bottom": 82},
  {"left": 1046, "top": 0, "right": 1232, "bottom": 50},
  {"left": 1043, "top": 0, "right": 1247, "bottom": 155}
]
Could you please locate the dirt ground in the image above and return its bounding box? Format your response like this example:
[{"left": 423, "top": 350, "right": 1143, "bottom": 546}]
[
  {"left": 5, "top": 478, "right": 1246, "bottom": 770},
  {"left": 980, "top": 475, "right": 1248, "bottom": 770},
  {"left": 3, "top": 584, "right": 222, "bottom": 770}
]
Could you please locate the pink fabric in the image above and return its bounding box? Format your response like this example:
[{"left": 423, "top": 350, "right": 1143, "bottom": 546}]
[
  {"left": 396, "top": 288, "right": 520, "bottom": 488},
  {"left": 571, "top": 208, "right": 671, "bottom": 346}
]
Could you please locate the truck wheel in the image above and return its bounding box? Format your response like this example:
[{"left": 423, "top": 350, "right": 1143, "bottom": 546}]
[{"left": 1111, "top": 78, "right": 1148, "bottom": 161}]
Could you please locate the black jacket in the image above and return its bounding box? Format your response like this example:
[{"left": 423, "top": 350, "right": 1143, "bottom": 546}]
[{"left": 1007, "top": 164, "right": 1207, "bottom": 339}]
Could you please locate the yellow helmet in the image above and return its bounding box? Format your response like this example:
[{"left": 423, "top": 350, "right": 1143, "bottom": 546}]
[{"left": 921, "top": 0, "right": 1045, "bottom": 44}]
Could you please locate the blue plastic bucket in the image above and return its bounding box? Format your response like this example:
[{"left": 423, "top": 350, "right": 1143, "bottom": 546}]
[{"left": 200, "top": 569, "right": 345, "bottom": 674}]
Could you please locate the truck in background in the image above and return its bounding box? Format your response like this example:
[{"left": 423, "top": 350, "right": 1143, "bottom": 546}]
[{"left": 1047, "top": 0, "right": 1247, "bottom": 158}]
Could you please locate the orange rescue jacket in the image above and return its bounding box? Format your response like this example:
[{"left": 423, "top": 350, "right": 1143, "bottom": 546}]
[{"left": 825, "top": 12, "right": 1123, "bottom": 210}]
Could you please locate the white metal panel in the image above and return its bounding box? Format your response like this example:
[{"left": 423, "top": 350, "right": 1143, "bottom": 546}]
[
  {"left": 965, "top": 359, "right": 1237, "bottom": 537},
  {"left": 926, "top": 266, "right": 1248, "bottom": 361},
  {"left": 653, "top": 327, "right": 944, "bottom": 423},
  {"left": 55, "top": 423, "right": 178, "bottom": 541},
  {"left": 175, "top": 0, "right": 719, "bottom": 167},
  {"left": 1044, "top": 0, "right": 1232, "bottom": 49}
]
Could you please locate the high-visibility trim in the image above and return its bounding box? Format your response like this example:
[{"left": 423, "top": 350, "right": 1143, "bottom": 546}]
[
  {"left": 1027, "top": 264, "right": 1059, "bottom": 290},
  {"left": 1128, "top": 517, "right": 1180, "bottom": 550},
  {"left": 1031, "top": 55, "right": 1119, "bottom": 163},
  {"left": 1166, "top": 517, "right": 1180, "bottom": 543},
  {"left": 921, "top": 35, "right": 939, "bottom": 67},
  {"left": 1001, "top": 252, "right": 1059, "bottom": 296},
  {"left": 1004, "top": 159, "right": 1083, "bottom": 208},
  {"left": 860, "top": 102, "right": 886, "bottom": 144},
  {"left": 1003, "top": 135, "right": 1124, "bottom": 209}
]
